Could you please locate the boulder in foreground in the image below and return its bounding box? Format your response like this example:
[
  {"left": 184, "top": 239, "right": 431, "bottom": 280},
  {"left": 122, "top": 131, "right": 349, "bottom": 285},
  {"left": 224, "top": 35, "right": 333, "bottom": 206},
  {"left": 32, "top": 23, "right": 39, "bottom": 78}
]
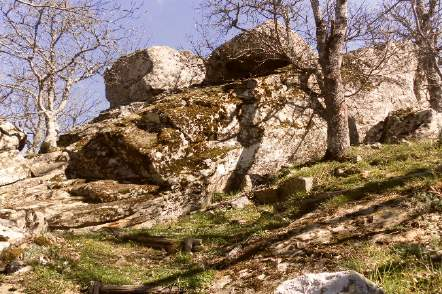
[{"left": 275, "top": 271, "right": 384, "bottom": 294}]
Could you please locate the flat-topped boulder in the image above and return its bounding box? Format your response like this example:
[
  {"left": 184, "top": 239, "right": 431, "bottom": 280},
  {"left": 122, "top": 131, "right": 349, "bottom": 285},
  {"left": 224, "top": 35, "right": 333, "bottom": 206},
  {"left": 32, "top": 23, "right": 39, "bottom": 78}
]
[
  {"left": 205, "top": 21, "right": 316, "bottom": 83},
  {"left": 104, "top": 46, "right": 206, "bottom": 108}
]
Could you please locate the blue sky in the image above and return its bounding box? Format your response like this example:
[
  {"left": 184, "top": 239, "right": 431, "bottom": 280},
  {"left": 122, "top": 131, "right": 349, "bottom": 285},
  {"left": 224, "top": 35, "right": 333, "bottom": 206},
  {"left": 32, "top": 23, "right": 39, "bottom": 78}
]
[
  {"left": 82, "top": 0, "right": 378, "bottom": 114},
  {"left": 78, "top": 0, "right": 205, "bottom": 113},
  {"left": 132, "top": 0, "right": 204, "bottom": 50}
]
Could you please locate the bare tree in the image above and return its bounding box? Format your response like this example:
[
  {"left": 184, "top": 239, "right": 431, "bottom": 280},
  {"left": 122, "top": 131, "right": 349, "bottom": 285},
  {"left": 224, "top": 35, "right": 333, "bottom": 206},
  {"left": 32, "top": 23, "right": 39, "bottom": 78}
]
[
  {"left": 309, "top": 0, "right": 350, "bottom": 159},
  {"left": 383, "top": 0, "right": 442, "bottom": 111},
  {"left": 0, "top": 0, "right": 139, "bottom": 153},
  {"left": 200, "top": 0, "right": 378, "bottom": 160}
]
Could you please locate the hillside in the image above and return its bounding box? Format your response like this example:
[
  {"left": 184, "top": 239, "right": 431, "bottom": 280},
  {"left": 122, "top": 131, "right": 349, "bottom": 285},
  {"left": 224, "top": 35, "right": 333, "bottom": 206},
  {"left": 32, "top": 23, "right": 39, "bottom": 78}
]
[{"left": 1, "top": 140, "right": 441, "bottom": 293}]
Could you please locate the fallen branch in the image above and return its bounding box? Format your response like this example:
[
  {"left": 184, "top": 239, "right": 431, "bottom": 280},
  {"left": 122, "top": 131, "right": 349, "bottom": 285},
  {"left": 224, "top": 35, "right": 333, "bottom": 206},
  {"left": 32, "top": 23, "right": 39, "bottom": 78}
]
[{"left": 110, "top": 230, "right": 202, "bottom": 253}]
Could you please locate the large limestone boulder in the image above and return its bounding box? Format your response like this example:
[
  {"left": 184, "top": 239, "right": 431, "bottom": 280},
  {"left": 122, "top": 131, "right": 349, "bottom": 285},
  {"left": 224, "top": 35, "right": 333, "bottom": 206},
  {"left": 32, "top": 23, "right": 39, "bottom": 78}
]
[
  {"left": 365, "top": 108, "right": 442, "bottom": 143},
  {"left": 0, "top": 121, "right": 26, "bottom": 151},
  {"left": 205, "top": 21, "right": 316, "bottom": 83},
  {"left": 344, "top": 42, "right": 430, "bottom": 143},
  {"left": 104, "top": 46, "right": 206, "bottom": 108},
  {"left": 275, "top": 271, "right": 384, "bottom": 294},
  {"left": 60, "top": 74, "right": 327, "bottom": 201}
]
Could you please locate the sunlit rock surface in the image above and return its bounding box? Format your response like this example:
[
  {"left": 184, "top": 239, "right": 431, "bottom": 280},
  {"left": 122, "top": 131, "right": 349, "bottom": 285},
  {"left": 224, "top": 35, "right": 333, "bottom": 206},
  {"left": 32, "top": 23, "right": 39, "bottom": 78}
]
[{"left": 104, "top": 46, "right": 206, "bottom": 108}]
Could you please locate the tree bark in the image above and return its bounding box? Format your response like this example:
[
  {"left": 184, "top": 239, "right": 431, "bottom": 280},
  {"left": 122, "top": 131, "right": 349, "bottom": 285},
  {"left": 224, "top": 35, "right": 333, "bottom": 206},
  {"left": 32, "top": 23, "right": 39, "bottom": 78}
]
[
  {"left": 323, "top": 84, "right": 350, "bottom": 160},
  {"left": 311, "top": 0, "right": 350, "bottom": 160},
  {"left": 420, "top": 51, "right": 442, "bottom": 111},
  {"left": 41, "top": 111, "right": 58, "bottom": 153},
  {"left": 411, "top": 0, "right": 442, "bottom": 112}
]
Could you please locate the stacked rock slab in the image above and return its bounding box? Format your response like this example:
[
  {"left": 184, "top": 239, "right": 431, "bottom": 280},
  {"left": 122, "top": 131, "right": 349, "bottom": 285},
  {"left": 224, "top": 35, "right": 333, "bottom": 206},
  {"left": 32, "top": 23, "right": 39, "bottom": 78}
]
[{"left": 104, "top": 46, "right": 206, "bottom": 108}]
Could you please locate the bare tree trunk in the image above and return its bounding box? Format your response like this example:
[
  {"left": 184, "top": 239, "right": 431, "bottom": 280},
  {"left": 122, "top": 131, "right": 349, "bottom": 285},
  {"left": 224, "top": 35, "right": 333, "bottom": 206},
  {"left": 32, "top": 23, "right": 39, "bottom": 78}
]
[
  {"left": 420, "top": 51, "right": 442, "bottom": 111},
  {"left": 311, "top": 0, "right": 350, "bottom": 160},
  {"left": 28, "top": 115, "right": 45, "bottom": 154},
  {"left": 412, "top": 0, "right": 442, "bottom": 111},
  {"left": 323, "top": 82, "right": 350, "bottom": 160},
  {"left": 41, "top": 111, "right": 58, "bottom": 153}
]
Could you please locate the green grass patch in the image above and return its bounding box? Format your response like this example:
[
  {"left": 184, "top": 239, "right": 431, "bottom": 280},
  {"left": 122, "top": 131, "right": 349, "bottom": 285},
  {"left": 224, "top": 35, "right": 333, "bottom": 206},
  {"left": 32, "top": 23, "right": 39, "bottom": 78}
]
[
  {"left": 277, "top": 141, "right": 442, "bottom": 214},
  {"left": 341, "top": 242, "right": 442, "bottom": 294}
]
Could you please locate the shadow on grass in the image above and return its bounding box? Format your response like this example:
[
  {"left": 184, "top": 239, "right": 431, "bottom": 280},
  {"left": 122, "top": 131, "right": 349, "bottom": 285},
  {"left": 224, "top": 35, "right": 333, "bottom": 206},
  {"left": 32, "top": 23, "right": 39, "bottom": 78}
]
[
  {"left": 138, "top": 167, "right": 439, "bottom": 289},
  {"left": 285, "top": 167, "right": 435, "bottom": 219}
]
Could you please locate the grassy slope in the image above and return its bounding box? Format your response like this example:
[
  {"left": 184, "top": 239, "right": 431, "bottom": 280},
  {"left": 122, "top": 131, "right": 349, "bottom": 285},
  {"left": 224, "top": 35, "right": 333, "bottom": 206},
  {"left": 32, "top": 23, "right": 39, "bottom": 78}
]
[{"left": 2, "top": 141, "right": 442, "bottom": 293}]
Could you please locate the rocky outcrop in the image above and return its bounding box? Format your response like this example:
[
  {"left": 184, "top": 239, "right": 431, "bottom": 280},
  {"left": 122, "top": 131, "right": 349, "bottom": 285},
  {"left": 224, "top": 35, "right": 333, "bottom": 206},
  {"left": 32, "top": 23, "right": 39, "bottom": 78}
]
[
  {"left": 0, "top": 151, "right": 30, "bottom": 186},
  {"left": 344, "top": 42, "right": 429, "bottom": 143},
  {"left": 0, "top": 121, "right": 26, "bottom": 151},
  {"left": 275, "top": 271, "right": 384, "bottom": 294},
  {"left": 365, "top": 108, "right": 442, "bottom": 144},
  {"left": 104, "top": 46, "right": 205, "bottom": 108},
  {"left": 0, "top": 27, "right": 436, "bottom": 257},
  {"left": 205, "top": 21, "right": 315, "bottom": 83},
  {"left": 0, "top": 123, "right": 30, "bottom": 186},
  {"left": 61, "top": 74, "right": 327, "bottom": 200},
  {"left": 69, "top": 180, "right": 159, "bottom": 203},
  {"left": 62, "top": 41, "right": 428, "bottom": 200}
]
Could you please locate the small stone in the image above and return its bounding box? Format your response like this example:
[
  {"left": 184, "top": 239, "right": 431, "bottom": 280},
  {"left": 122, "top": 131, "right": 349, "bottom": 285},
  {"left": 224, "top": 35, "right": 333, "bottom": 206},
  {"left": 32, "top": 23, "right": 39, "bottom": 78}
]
[
  {"left": 400, "top": 139, "right": 412, "bottom": 146},
  {"left": 227, "top": 246, "right": 242, "bottom": 259},
  {"left": 334, "top": 168, "right": 346, "bottom": 177},
  {"left": 353, "top": 155, "right": 363, "bottom": 163},
  {"left": 229, "top": 196, "right": 252, "bottom": 209},
  {"left": 242, "top": 175, "right": 253, "bottom": 192},
  {"left": 253, "top": 187, "right": 280, "bottom": 204},
  {"left": 3, "top": 261, "right": 24, "bottom": 275},
  {"left": 212, "top": 275, "right": 232, "bottom": 290},
  {"left": 277, "top": 262, "right": 289, "bottom": 272},
  {"left": 361, "top": 170, "right": 370, "bottom": 179},
  {"left": 371, "top": 142, "right": 382, "bottom": 149},
  {"left": 279, "top": 176, "right": 314, "bottom": 196}
]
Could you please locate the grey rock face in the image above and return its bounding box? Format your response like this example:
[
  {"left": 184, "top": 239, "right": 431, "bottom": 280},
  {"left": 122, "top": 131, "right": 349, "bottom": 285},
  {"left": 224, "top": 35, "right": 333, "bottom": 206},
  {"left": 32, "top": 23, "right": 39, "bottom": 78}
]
[
  {"left": 0, "top": 121, "right": 26, "bottom": 151},
  {"left": 254, "top": 176, "right": 313, "bottom": 204},
  {"left": 28, "top": 151, "right": 69, "bottom": 177},
  {"left": 0, "top": 151, "right": 31, "bottom": 186},
  {"left": 275, "top": 271, "right": 384, "bottom": 294},
  {"left": 104, "top": 46, "right": 206, "bottom": 108},
  {"left": 205, "top": 21, "right": 316, "bottom": 83},
  {"left": 366, "top": 108, "right": 442, "bottom": 143},
  {"left": 345, "top": 42, "right": 430, "bottom": 144},
  {"left": 69, "top": 180, "right": 159, "bottom": 203},
  {"left": 61, "top": 74, "right": 328, "bottom": 200}
]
